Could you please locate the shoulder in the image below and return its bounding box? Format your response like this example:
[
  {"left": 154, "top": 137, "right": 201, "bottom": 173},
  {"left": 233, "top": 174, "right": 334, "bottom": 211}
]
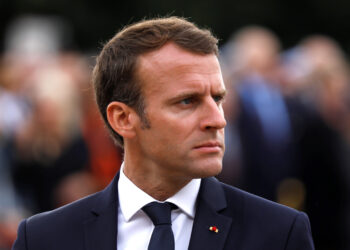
[
  {"left": 13, "top": 190, "right": 104, "bottom": 250},
  {"left": 27, "top": 190, "right": 102, "bottom": 228},
  {"left": 13, "top": 175, "right": 119, "bottom": 250},
  {"left": 200, "top": 177, "right": 306, "bottom": 228},
  {"left": 220, "top": 181, "right": 301, "bottom": 221},
  {"left": 25, "top": 173, "right": 119, "bottom": 231},
  {"left": 218, "top": 181, "right": 314, "bottom": 249},
  {"left": 196, "top": 178, "right": 314, "bottom": 249},
  {"left": 203, "top": 177, "right": 301, "bottom": 219}
]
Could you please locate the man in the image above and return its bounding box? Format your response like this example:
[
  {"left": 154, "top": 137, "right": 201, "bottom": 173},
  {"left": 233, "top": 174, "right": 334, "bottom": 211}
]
[{"left": 13, "top": 17, "right": 314, "bottom": 250}]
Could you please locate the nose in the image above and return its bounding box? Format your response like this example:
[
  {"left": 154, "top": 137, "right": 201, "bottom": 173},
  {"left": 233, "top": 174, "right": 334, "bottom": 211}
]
[{"left": 200, "top": 98, "right": 226, "bottom": 131}]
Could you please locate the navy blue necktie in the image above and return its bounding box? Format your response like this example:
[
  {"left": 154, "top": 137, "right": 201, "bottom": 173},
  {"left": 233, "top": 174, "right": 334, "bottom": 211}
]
[{"left": 142, "top": 202, "right": 175, "bottom": 250}]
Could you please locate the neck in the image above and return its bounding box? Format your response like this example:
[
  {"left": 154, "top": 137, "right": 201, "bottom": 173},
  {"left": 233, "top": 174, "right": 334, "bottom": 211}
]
[{"left": 123, "top": 151, "right": 191, "bottom": 201}]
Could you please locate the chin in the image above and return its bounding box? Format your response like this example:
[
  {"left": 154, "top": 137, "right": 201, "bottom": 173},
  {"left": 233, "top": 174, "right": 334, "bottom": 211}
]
[{"left": 191, "top": 161, "right": 223, "bottom": 179}]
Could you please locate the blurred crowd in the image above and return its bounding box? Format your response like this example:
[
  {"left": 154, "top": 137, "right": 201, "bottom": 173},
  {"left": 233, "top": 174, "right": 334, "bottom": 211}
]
[
  {"left": 218, "top": 26, "right": 350, "bottom": 250},
  {"left": 0, "top": 16, "right": 349, "bottom": 250},
  {"left": 0, "top": 16, "right": 123, "bottom": 249}
]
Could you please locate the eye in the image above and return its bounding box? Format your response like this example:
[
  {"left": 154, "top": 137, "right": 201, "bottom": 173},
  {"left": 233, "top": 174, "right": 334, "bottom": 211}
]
[
  {"left": 179, "top": 97, "right": 193, "bottom": 105},
  {"left": 213, "top": 95, "right": 224, "bottom": 104}
]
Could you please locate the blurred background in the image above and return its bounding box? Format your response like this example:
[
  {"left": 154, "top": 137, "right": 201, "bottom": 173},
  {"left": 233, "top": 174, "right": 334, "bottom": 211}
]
[{"left": 1, "top": 0, "right": 350, "bottom": 249}]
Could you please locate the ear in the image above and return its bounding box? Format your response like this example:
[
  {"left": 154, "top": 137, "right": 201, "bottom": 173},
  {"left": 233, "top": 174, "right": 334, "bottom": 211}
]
[{"left": 106, "top": 101, "right": 138, "bottom": 139}]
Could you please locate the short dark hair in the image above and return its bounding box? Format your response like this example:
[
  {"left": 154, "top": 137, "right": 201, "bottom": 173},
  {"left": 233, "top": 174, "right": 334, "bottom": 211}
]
[{"left": 92, "top": 16, "right": 219, "bottom": 147}]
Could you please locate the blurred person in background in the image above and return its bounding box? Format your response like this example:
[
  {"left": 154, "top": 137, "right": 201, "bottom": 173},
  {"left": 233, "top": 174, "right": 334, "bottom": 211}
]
[
  {"left": 0, "top": 15, "right": 122, "bottom": 248},
  {"left": 0, "top": 58, "right": 28, "bottom": 250},
  {"left": 220, "top": 27, "right": 348, "bottom": 250},
  {"left": 281, "top": 35, "right": 349, "bottom": 250},
  {"left": 219, "top": 26, "right": 298, "bottom": 203},
  {"left": 8, "top": 59, "right": 91, "bottom": 213},
  {"left": 0, "top": 16, "right": 52, "bottom": 246}
]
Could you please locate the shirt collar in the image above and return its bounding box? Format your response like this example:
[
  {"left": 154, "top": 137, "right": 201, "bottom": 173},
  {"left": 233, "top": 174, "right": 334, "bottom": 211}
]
[{"left": 118, "top": 163, "right": 201, "bottom": 222}]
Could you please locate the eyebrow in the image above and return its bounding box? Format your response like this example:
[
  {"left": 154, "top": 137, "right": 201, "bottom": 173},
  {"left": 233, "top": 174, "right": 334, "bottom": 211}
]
[
  {"left": 171, "top": 91, "right": 202, "bottom": 101},
  {"left": 216, "top": 89, "right": 227, "bottom": 98},
  {"left": 169, "top": 88, "right": 227, "bottom": 103}
]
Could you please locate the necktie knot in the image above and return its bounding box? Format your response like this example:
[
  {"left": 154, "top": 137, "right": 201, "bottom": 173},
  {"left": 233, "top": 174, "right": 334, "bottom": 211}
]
[{"left": 142, "top": 202, "right": 174, "bottom": 226}]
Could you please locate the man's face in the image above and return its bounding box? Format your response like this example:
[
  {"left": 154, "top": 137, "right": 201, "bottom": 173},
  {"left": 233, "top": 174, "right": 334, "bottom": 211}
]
[{"left": 133, "top": 42, "right": 226, "bottom": 181}]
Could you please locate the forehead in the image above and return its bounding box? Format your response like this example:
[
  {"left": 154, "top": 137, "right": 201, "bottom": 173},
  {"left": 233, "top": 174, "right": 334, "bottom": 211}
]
[{"left": 136, "top": 42, "right": 224, "bottom": 95}]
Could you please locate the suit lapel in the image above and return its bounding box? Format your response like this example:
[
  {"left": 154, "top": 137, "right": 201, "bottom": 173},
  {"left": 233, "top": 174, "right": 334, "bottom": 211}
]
[
  {"left": 189, "top": 177, "right": 233, "bottom": 250},
  {"left": 84, "top": 173, "right": 120, "bottom": 250}
]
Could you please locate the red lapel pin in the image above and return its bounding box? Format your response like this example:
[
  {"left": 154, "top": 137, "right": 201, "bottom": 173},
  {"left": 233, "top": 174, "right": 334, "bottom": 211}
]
[{"left": 209, "top": 226, "right": 219, "bottom": 233}]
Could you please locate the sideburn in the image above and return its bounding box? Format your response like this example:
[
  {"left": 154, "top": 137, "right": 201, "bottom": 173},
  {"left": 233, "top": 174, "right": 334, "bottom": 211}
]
[{"left": 135, "top": 97, "right": 151, "bottom": 129}]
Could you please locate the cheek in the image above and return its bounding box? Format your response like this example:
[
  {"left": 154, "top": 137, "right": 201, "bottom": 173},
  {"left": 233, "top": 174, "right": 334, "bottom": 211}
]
[
  {"left": 146, "top": 110, "right": 198, "bottom": 146},
  {"left": 163, "top": 123, "right": 194, "bottom": 143},
  {"left": 149, "top": 124, "right": 192, "bottom": 155}
]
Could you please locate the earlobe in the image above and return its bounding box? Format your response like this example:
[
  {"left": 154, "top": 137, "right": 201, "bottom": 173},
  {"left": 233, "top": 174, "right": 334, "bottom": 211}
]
[{"left": 106, "top": 102, "right": 137, "bottom": 139}]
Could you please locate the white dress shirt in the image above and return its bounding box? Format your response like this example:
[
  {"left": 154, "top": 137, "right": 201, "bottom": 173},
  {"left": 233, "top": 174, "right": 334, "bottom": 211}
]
[{"left": 117, "top": 165, "right": 201, "bottom": 250}]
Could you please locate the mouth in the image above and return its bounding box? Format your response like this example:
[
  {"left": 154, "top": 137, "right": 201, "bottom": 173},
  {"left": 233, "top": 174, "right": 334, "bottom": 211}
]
[{"left": 193, "top": 141, "right": 223, "bottom": 153}]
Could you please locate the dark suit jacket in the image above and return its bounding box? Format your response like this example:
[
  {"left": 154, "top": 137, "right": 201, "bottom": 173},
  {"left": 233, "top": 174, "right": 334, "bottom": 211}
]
[{"left": 12, "top": 174, "right": 314, "bottom": 250}]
